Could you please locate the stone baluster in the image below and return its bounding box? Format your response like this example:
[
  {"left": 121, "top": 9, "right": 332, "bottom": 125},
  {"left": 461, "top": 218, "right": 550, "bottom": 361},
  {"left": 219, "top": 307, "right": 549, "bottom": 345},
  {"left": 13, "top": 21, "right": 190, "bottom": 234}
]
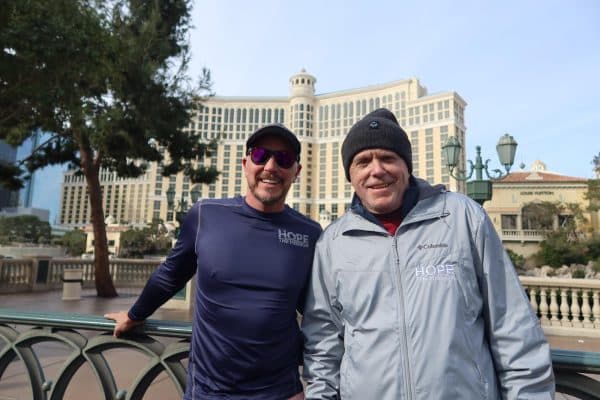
[
  {"left": 581, "top": 290, "right": 593, "bottom": 328},
  {"left": 528, "top": 286, "right": 539, "bottom": 316},
  {"left": 571, "top": 288, "right": 583, "bottom": 328},
  {"left": 539, "top": 287, "right": 549, "bottom": 325},
  {"left": 559, "top": 289, "right": 571, "bottom": 327},
  {"left": 9, "top": 263, "right": 17, "bottom": 285},
  {"left": 592, "top": 290, "right": 600, "bottom": 329},
  {"left": 549, "top": 288, "right": 560, "bottom": 325}
]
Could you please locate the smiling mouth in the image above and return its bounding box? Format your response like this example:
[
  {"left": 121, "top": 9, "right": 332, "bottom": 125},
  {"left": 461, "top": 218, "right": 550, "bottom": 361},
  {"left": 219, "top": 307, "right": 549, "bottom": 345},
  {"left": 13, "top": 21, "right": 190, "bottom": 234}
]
[
  {"left": 369, "top": 183, "right": 392, "bottom": 189},
  {"left": 259, "top": 177, "right": 282, "bottom": 185}
]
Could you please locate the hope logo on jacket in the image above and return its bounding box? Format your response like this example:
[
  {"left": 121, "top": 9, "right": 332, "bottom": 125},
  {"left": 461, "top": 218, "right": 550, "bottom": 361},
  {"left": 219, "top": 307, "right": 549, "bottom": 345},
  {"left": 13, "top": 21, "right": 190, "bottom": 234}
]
[{"left": 414, "top": 262, "right": 456, "bottom": 280}]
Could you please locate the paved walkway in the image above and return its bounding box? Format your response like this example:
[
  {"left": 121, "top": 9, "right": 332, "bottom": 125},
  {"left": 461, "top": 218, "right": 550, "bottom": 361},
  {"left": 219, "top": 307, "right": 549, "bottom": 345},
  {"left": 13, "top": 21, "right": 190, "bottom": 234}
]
[{"left": 0, "top": 289, "right": 599, "bottom": 399}]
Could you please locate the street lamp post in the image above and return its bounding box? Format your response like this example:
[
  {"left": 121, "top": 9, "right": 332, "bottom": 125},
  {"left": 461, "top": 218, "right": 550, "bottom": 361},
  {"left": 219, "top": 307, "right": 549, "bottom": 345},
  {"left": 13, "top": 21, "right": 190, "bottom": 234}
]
[
  {"left": 442, "top": 133, "right": 518, "bottom": 205},
  {"left": 165, "top": 184, "right": 202, "bottom": 237}
]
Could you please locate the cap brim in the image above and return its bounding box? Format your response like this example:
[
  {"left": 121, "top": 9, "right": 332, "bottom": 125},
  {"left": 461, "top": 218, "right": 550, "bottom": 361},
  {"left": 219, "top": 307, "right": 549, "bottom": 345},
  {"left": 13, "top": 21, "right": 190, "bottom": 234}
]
[{"left": 246, "top": 124, "right": 301, "bottom": 157}]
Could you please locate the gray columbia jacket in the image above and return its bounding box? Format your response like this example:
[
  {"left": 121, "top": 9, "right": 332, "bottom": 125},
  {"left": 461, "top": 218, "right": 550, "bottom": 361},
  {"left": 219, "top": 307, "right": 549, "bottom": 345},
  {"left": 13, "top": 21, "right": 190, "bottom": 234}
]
[{"left": 302, "top": 178, "right": 554, "bottom": 399}]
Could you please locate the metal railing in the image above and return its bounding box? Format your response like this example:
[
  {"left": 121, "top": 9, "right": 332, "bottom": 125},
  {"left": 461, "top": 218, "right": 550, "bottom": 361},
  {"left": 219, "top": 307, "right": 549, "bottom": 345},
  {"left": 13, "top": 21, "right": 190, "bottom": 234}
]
[
  {"left": 0, "top": 309, "right": 599, "bottom": 399},
  {"left": 0, "top": 309, "right": 190, "bottom": 400}
]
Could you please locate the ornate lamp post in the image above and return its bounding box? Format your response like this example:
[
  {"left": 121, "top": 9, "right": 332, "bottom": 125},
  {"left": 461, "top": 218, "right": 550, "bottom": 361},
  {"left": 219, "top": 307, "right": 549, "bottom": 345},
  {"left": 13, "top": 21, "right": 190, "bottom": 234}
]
[
  {"left": 442, "top": 133, "right": 518, "bottom": 205},
  {"left": 165, "top": 184, "right": 202, "bottom": 237}
]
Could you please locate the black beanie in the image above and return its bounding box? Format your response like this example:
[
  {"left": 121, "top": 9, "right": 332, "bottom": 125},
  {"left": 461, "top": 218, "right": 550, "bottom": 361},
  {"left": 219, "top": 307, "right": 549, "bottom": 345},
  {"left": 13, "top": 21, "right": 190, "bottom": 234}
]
[{"left": 341, "top": 108, "right": 412, "bottom": 181}]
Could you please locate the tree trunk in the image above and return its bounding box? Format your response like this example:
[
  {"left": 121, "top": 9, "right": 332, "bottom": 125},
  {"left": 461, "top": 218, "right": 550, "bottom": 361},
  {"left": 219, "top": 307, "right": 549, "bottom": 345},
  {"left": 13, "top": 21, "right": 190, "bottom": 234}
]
[{"left": 80, "top": 145, "right": 117, "bottom": 297}]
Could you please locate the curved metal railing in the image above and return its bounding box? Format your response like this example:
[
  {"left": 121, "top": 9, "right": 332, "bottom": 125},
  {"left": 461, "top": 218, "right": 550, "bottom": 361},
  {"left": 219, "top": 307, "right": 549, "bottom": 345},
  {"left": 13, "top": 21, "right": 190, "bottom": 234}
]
[
  {"left": 0, "top": 309, "right": 599, "bottom": 399},
  {"left": 0, "top": 309, "right": 190, "bottom": 400}
]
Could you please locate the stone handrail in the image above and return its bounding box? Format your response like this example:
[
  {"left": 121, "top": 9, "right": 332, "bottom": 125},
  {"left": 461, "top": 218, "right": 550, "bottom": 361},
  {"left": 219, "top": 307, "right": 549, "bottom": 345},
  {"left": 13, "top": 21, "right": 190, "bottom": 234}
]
[
  {"left": 520, "top": 276, "right": 600, "bottom": 337},
  {"left": 0, "top": 258, "right": 160, "bottom": 293}
]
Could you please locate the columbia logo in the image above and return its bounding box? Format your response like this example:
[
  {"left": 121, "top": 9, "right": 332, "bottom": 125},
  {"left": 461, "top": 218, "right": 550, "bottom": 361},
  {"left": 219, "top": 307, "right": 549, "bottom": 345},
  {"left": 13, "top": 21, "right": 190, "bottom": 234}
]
[
  {"left": 278, "top": 229, "right": 309, "bottom": 248},
  {"left": 417, "top": 243, "right": 448, "bottom": 250},
  {"left": 415, "top": 263, "right": 456, "bottom": 280}
]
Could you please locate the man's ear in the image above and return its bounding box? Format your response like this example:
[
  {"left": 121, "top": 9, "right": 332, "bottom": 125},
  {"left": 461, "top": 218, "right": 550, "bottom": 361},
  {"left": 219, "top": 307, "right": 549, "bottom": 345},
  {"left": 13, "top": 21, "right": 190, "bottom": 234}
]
[{"left": 295, "top": 164, "right": 302, "bottom": 180}]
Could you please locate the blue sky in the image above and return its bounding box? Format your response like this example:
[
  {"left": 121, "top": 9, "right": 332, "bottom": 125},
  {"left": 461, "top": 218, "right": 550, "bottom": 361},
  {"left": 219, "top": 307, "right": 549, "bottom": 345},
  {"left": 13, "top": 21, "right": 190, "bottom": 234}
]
[
  {"left": 22, "top": 0, "right": 600, "bottom": 223},
  {"left": 190, "top": 0, "right": 599, "bottom": 175}
]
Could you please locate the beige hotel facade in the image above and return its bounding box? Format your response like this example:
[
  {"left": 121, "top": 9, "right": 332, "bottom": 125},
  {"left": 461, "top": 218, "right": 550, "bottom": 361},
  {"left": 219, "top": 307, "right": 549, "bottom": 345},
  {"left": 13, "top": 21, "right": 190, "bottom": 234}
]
[{"left": 59, "top": 70, "right": 467, "bottom": 227}]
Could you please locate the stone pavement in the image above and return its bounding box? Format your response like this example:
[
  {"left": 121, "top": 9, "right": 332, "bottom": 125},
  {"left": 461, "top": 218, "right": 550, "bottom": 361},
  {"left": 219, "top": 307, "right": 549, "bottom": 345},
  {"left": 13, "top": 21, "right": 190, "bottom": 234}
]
[{"left": 0, "top": 289, "right": 599, "bottom": 399}]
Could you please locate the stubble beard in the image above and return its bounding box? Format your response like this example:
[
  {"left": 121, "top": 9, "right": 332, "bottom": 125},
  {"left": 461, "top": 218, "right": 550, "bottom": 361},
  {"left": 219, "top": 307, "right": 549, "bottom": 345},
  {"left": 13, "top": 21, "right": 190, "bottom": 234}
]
[{"left": 248, "top": 181, "right": 290, "bottom": 207}]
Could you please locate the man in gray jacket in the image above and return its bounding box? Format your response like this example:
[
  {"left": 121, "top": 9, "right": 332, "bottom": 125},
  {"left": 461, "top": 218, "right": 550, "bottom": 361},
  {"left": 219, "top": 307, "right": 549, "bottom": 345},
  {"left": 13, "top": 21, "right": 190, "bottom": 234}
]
[{"left": 301, "top": 108, "right": 554, "bottom": 399}]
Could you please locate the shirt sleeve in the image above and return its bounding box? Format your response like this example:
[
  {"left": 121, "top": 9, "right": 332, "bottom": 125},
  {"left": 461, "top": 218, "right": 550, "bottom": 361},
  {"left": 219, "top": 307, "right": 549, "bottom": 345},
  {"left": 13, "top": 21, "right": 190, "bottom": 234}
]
[
  {"left": 302, "top": 233, "right": 344, "bottom": 400},
  {"left": 474, "top": 209, "right": 555, "bottom": 399},
  {"left": 128, "top": 202, "right": 200, "bottom": 321}
]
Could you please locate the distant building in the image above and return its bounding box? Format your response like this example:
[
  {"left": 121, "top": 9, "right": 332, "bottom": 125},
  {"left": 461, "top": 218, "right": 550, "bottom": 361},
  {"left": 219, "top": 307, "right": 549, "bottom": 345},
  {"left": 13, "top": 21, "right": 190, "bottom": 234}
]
[
  {"left": 84, "top": 217, "right": 128, "bottom": 257},
  {"left": 0, "top": 207, "right": 50, "bottom": 222},
  {"left": 485, "top": 160, "right": 598, "bottom": 257},
  {"left": 0, "top": 140, "right": 19, "bottom": 210},
  {"left": 58, "top": 70, "right": 467, "bottom": 227}
]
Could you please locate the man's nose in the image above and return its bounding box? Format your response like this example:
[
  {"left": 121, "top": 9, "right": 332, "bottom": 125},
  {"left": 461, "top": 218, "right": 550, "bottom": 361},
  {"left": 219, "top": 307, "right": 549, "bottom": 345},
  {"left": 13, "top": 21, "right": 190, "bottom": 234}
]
[
  {"left": 263, "top": 154, "right": 279, "bottom": 170},
  {"left": 369, "top": 159, "right": 386, "bottom": 175}
]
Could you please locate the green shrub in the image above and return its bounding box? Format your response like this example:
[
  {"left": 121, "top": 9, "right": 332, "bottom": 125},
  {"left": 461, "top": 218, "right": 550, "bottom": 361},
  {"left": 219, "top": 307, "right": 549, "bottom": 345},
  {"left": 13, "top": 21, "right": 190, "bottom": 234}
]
[
  {"left": 506, "top": 248, "right": 525, "bottom": 269},
  {"left": 535, "top": 231, "right": 587, "bottom": 267},
  {"left": 572, "top": 269, "right": 586, "bottom": 279}
]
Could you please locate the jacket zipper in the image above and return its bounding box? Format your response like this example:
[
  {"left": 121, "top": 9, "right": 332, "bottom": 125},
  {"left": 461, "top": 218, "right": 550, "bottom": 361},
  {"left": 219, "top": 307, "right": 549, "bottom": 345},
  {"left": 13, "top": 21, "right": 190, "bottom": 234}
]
[{"left": 391, "top": 238, "right": 414, "bottom": 399}]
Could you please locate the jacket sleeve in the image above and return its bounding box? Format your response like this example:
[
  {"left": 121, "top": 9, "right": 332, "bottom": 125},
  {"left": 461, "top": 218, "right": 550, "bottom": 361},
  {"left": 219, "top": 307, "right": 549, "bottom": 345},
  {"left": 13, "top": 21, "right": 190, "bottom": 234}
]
[
  {"left": 473, "top": 209, "right": 555, "bottom": 399},
  {"left": 301, "top": 233, "right": 344, "bottom": 400},
  {"left": 128, "top": 202, "right": 200, "bottom": 321}
]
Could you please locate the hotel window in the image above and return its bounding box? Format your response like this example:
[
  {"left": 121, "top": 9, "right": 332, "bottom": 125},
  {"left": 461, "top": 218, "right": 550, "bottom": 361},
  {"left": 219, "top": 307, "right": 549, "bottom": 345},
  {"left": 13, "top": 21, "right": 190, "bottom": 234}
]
[{"left": 501, "top": 215, "right": 517, "bottom": 230}]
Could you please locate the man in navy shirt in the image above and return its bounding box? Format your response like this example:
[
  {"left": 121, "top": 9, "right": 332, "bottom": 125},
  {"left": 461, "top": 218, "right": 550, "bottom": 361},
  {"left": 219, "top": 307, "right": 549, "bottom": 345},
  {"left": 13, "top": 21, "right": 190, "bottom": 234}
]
[{"left": 105, "top": 124, "right": 322, "bottom": 400}]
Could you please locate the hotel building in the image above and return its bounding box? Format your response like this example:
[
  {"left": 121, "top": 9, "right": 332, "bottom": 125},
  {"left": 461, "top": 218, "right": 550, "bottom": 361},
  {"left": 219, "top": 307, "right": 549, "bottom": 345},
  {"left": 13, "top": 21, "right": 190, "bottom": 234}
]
[
  {"left": 485, "top": 160, "right": 598, "bottom": 257},
  {"left": 58, "top": 70, "right": 467, "bottom": 227}
]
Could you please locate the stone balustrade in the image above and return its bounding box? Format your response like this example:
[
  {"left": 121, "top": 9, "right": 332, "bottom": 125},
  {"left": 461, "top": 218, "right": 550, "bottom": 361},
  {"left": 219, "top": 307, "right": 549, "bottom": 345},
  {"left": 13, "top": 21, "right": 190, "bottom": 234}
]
[
  {"left": 520, "top": 276, "right": 600, "bottom": 337},
  {"left": 501, "top": 229, "right": 550, "bottom": 241},
  {"left": 1, "top": 257, "right": 599, "bottom": 337},
  {"left": 0, "top": 257, "right": 160, "bottom": 293}
]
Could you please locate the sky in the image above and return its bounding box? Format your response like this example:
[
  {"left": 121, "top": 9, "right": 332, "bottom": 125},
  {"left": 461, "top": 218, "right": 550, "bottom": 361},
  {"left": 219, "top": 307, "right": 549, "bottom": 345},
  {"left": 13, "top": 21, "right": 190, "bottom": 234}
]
[{"left": 20, "top": 0, "right": 600, "bottom": 224}]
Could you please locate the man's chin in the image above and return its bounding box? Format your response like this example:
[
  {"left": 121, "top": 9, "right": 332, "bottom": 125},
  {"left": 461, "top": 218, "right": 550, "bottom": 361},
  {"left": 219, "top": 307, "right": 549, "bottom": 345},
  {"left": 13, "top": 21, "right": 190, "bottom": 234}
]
[{"left": 255, "top": 191, "right": 285, "bottom": 206}]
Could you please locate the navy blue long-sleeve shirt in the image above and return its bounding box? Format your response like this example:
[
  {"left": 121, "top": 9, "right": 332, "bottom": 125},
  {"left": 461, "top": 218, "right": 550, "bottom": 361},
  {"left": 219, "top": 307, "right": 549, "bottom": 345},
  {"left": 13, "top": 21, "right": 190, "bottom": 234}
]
[{"left": 129, "top": 197, "right": 322, "bottom": 399}]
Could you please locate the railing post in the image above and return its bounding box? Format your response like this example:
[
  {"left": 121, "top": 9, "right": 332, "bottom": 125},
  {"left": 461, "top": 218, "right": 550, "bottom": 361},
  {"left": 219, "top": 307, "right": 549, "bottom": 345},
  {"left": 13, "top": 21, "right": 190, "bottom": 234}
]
[
  {"left": 560, "top": 289, "right": 571, "bottom": 327},
  {"left": 572, "top": 289, "right": 583, "bottom": 328},
  {"left": 582, "top": 290, "right": 593, "bottom": 328},
  {"left": 593, "top": 290, "right": 600, "bottom": 329},
  {"left": 550, "top": 288, "right": 560, "bottom": 325},
  {"left": 528, "top": 286, "right": 539, "bottom": 315},
  {"left": 539, "top": 287, "right": 550, "bottom": 325}
]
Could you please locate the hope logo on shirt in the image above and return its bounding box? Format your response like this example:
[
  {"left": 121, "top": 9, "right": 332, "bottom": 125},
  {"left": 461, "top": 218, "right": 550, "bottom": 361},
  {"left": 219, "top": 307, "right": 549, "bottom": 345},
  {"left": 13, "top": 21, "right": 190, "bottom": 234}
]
[{"left": 278, "top": 229, "right": 309, "bottom": 248}]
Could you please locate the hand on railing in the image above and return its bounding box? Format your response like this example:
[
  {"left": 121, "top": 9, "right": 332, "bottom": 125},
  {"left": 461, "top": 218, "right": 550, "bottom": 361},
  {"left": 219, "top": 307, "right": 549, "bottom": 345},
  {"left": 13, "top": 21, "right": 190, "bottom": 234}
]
[{"left": 103, "top": 310, "right": 143, "bottom": 337}]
